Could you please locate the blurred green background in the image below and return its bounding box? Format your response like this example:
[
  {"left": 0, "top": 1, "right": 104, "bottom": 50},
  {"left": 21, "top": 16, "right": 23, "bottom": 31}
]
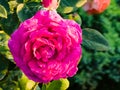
[
  {"left": 68, "top": 0, "right": 120, "bottom": 90},
  {"left": 0, "top": 0, "right": 120, "bottom": 90}
]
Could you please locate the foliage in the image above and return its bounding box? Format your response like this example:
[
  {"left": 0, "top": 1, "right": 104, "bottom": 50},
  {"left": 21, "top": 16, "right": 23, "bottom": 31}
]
[
  {"left": 42, "top": 79, "right": 69, "bottom": 90},
  {"left": 57, "top": 0, "right": 87, "bottom": 14},
  {"left": 0, "top": 5, "right": 7, "bottom": 18},
  {"left": 0, "top": 0, "right": 119, "bottom": 90},
  {"left": 82, "top": 28, "right": 109, "bottom": 51},
  {"left": 68, "top": 0, "right": 120, "bottom": 90}
]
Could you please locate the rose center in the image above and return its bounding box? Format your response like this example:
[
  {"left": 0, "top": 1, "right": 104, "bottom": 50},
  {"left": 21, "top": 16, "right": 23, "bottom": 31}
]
[{"left": 33, "top": 46, "right": 55, "bottom": 62}]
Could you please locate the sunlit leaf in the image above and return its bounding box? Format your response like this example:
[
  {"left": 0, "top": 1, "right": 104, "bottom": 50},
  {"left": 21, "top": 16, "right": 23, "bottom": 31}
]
[
  {"left": 8, "top": 0, "right": 18, "bottom": 13},
  {"left": 18, "top": 74, "right": 37, "bottom": 90},
  {"left": 17, "top": 2, "right": 42, "bottom": 22},
  {"left": 64, "top": 13, "right": 82, "bottom": 25},
  {"left": 44, "top": 79, "right": 69, "bottom": 90},
  {"left": 0, "top": 31, "right": 13, "bottom": 61},
  {"left": 58, "top": 0, "right": 87, "bottom": 13},
  {"left": 0, "top": 4, "right": 7, "bottom": 18},
  {"left": 17, "top": 3, "right": 29, "bottom": 22},
  {"left": 0, "top": 0, "right": 10, "bottom": 12}
]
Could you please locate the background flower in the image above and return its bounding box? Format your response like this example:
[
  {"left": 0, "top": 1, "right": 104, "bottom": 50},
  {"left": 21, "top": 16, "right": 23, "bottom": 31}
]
[{"left": 83, "top": 0, "right": 110, "bottom": 14}]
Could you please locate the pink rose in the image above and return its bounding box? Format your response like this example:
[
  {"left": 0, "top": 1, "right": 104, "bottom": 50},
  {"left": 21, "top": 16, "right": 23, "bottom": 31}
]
[{"left": 8, "top": 10, "right": 82, "bottom": 83}]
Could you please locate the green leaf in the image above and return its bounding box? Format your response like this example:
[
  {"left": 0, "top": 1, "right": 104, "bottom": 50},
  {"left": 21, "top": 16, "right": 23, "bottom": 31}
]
[
  {"left": 57, "top": 0, "right": 87, "bottom": 14},
  {"left": 0, "top": 66, "right": 22, "bottom": 90},
  {"left": 35, "top": 85, "right": 41, "bottom": 90},
  {"left": 0, "top": 13, "right": 19, "bottom": 35},
  {"left": 0, "top": 4, "right": 7, "bottom": 18},
  {"left": 41, "top": 84, "right": 46, "bottom": 90},
  {"left": 8, "top": 0, "right": 18, "bottom": 13},
  {"left": 82, "top": 28, "right": 109, "bottom": 51},
  {"left": 17, "top": 3, "right": 30, "bottom": 22},
  {"left": 18, "top": 74, "right": 37, "bottom": 90},
  {"left": 0, "top": 80, "right": 20, "bottom": 90},
  {"left": 0, "top": 31, "right": 13, "bottom": 61},
  {"left": 0, "top": 0, "right": 10, "bottom": 12},
  {"left": 17, "top": 0, "right": 24, "bottom": 3},
  {"left": 17, "top": 0, "right": 41, "bottom": 3},
  {"left": 0, "top": 54, "right": 9, "bottom": 81},
  {"left": 17, "top": 2, "right": 42, "bottom": 22},
  {"left": 64, "top": 13, "right": 82, "bottom": 25},
  {"left": 45, "top": 79, "right": 69, "bottom": 90},
  {"left": 24, "top": 0, "right": 42, "bottom": 2}
]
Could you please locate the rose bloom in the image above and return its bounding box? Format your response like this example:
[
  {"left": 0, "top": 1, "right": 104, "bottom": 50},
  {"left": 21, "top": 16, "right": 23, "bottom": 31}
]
[
  {"left": 8, "top": 9, "right": 82, "bottom": 83},
  {"left": 83, "top": 0, "right": 110, "bottom": 14}
]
